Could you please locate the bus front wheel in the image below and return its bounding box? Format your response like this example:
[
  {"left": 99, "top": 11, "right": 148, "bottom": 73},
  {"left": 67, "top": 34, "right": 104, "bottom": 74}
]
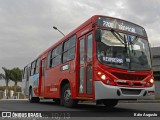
[
  {"left": 61, "top": 83, "right": 78, "bottom": 107},
  {"left": 29, "top": 88, "right": 40, "bottom": 103},
  {"left": 102, "top": 99, "right": 118, "bottom": 109}
]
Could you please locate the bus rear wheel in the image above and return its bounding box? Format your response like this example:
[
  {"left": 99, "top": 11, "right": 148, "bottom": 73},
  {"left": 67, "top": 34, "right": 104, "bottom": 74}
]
[
  {"left": 29, "top": 88, "right": 40, "bottom": 103},
  {"left": 102, "top": 99, "right": 118, "bottom": 109},
  {"left": 61, "top": 83, "right": 78, "bottom": 107}
]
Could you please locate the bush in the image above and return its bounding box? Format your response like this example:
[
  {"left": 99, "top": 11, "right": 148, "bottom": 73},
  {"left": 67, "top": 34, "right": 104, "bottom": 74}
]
[
  {"left": 0, "top": 86, "right": 22, "bottom": 92},
  {"left": 0, "top": 86, "right": 25, "bottom": 99}
]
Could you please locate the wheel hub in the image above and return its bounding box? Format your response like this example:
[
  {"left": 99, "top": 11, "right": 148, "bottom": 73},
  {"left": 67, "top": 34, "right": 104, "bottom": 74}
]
[{"left": 64, "top": 89, "right": 71, "bottom": 102}]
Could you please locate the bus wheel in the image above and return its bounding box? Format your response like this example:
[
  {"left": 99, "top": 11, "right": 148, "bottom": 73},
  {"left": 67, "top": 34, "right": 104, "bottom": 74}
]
[
  {"left": 29, "top": 88, "right": 40, "bottom": 103},
  {"left": 61, "top": 83, "right": 78, "bottom": 107},
  {"left": 102, "top": 99, "right": 118, "bottom": 109}
]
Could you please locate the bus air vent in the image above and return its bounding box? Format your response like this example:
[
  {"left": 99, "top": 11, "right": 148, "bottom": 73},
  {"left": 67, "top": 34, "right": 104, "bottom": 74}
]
[
  {"left": 111, "top": 72, "right": 146, "bottom": 80},
  {"left": 121, "top": 89, "right": 141, "bottom": 95}
]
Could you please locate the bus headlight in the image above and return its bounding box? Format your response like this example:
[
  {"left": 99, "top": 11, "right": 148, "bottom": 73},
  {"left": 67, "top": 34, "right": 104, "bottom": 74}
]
[
  {"left": 101, "top": 75, "right": 106, "bottom": 80},
  {"left": 145, "top": 78, "right": 154, "bottom": 87},
  {"left": 97, "top": 71, "right": 115, "bottom": 85},
  {"left": 150, "top": 78, "right": 154, "bottom": 84}
]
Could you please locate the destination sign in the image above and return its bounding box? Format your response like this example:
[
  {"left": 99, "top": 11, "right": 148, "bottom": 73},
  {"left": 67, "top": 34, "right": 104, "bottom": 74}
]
[{"left": 97, "top": 16, "right": 147, "bottom": 37}]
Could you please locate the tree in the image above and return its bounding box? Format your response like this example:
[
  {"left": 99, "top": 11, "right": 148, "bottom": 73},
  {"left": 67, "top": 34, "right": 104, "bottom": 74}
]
[
  {"left": 10, "top": 67, "right": 22, "bottom": 98},
  {"left": 0, "top": 67, "right": 11, "bottom": 99}
]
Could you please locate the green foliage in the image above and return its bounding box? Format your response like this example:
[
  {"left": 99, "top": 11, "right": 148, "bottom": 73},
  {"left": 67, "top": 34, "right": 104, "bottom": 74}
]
[
  {"left": 0, "top": 86, "right": 22, "bottom": 92},
  {"left": 10, "top": 67, "right": 22, "bottom": 85},
  {"left": 0, "top": 67, "right": 11, "bottom": 86},
  {"left": 10, "top": 67, "right": 23, "bottom": 97},
  {"left": 0, "top": 73, "right": 5, "bottom": 80},
  {"left": 0, "top": 67, "right": 22, "bottom": 98},
  {"left": 0, "top": 67, "right": 12, "bottom": 99},
  {"left": 0, "top": 86, "right": 25, "bottom": 99}
]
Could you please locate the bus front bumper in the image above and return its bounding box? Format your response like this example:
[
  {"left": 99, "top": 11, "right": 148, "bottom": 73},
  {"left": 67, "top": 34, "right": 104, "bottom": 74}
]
[{"left": 95, "top": 81, "right": 155, "bottom": 100}]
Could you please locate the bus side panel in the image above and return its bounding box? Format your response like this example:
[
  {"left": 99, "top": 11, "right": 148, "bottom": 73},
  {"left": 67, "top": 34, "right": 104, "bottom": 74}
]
[
  {"left": 22, "top": 78, "right": 29, "bottom": 96},
  {"left": 44, "top": 66, "right": 60, "bottom": 98},
  {"left": 28, "top": 74, "right": 39, "bottom": 97},
  {"left": 44, "top": 60, "right": 76, "bottom": 99},
  {"left": 32, "top": 73, "right": 39, "bottom": 97}
]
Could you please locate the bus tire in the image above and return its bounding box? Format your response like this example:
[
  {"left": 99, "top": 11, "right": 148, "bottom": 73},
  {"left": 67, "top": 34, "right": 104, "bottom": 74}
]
[
  {"left": 61, "top": 83, "right": 78, "bottom": 107},
  {"left": 102, "top": 99, "right": 118, "bottom": 109},
  {"left": 29, "top": 88, "right": 40, "bottom": 103}
]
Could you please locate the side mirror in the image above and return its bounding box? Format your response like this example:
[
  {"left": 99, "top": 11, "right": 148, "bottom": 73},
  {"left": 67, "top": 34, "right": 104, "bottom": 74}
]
[{"left": 95, "top": 29, "right": 101, "bottom": 42}]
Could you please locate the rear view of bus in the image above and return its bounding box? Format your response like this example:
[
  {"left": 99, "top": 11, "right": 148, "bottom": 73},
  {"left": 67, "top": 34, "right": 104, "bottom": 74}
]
[{"left": 93, "top": 16, "right": 155, "bottom": 107}]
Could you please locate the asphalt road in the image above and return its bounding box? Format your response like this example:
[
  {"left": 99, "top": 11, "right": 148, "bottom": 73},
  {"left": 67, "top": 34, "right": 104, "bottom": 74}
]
[
  {"left": 0, "top": 100, "right": 160, "bottom": 118},
  {"left": 0, "top": 99, "right": 160, "bottom": 111}
]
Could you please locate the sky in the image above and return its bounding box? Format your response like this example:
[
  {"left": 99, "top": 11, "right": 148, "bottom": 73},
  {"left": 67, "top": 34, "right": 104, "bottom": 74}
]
[{"left": 0, "top": 0, "right": 160, "bottom": 84}]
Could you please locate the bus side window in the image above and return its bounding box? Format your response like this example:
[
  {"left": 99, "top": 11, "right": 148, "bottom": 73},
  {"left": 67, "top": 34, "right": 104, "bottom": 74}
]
[
  {"left": 51, "top": 44, "right": 62, "bottom": 67},
  {"left": 47, "top": 51, "right": 51, "bottom": 69},
  {"left": 31, "top": 61, "right": 36, "bottom": 76},
  {"left": 35, "top": 58, "right": 40, "bottom": 74},
  {"left": 80, "top": 39, "right": 84, "bottom": 64},
  {"left": 23, "top": 67, "right": 26, "bottom": 79},
  {"left": 63, "top": 35, "right": 76, "bottom": 63},
  {"left": 31, "top": 63, "right": 33, "bottom": 76},
  {"left": 87, "top": 34, "right": 93, "bottom": 62},
  {"left": 28, "top": 66, "right": 31, "bottom": 76}
]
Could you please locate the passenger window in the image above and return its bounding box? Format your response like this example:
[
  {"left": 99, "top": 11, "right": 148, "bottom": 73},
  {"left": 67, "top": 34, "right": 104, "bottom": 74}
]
[
  {"left": 35, "top": 59, "right": 40, "bottom": 74},
  {"left": 47, "top": 51, "right": 51, "bottom": 69},
  {"left": 80, "top": 39, "right": 84, "bottom": 64},
  {"left": 87, "top": 34, "right": 93, "bottom": 62},
  {"left": 51, "top": 44, "right": 62, "bottom": 67},
  {"left": 63, "top": 35, "right": 76, "bottom": 63},
  {"left": 23, "top": 67, "right": 27, "bottom": 79},
  {"left": 31, "top": 61, "right": 36, "bottom": 75}
]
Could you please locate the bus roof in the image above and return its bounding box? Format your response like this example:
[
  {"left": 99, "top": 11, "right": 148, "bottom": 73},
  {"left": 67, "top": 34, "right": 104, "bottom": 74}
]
[{"left": 37, "top": 15, "right": 146, "bottom": 58}]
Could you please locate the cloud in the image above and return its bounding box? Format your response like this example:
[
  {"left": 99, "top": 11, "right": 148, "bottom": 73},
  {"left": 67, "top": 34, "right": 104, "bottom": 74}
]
[{"left": 0, "top": 0, "right": 159, "bottom": 75}]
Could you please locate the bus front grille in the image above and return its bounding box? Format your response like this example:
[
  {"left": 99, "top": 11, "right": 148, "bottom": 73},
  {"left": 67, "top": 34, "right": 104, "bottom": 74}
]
[
  {"left": 111, "top": 72, "right": 147, "bottom": 81},
  {"left": 121, "top": 89, "right": 141, "bottom": 95}
]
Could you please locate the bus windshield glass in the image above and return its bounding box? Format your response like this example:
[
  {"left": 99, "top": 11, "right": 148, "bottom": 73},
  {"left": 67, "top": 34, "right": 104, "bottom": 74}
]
[{"left": 97, "top": 30, "right": 151, "bottom": 71}]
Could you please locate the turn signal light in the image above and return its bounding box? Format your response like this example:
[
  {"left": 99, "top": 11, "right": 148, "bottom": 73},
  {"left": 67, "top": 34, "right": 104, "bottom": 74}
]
[{"left": 98, "top": 72, "right": 102, "bottom": 75}]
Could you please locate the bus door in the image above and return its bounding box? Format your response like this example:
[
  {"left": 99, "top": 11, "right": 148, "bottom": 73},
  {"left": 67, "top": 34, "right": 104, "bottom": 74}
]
[
  {"left": 78, "top": 32, "right": 93, "bottom": 97},
  {"left": 39, "top": 58, "right": 46, "bottom": 97}
]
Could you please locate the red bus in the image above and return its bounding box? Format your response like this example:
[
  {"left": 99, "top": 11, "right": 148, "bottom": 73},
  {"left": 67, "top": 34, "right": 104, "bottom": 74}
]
[{"left": 22, "top": 15, "right": 155, "bottom": 108}]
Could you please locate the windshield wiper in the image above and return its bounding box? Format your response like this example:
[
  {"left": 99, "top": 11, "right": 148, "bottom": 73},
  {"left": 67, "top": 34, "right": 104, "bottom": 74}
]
[
  {"left": 130, "top": 36, "right": 138, "bottom": 45},
  {"left": 110, "top": 29, "right": 128, "bottom": 52},
  {"left": 110, "top": 29, "right": 126, "bottom": 45}
]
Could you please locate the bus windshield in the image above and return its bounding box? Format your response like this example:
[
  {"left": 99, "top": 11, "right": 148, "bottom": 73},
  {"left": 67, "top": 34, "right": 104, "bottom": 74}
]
[{"left": 97, "top": 30, "right": 151, "bottom": 71}]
